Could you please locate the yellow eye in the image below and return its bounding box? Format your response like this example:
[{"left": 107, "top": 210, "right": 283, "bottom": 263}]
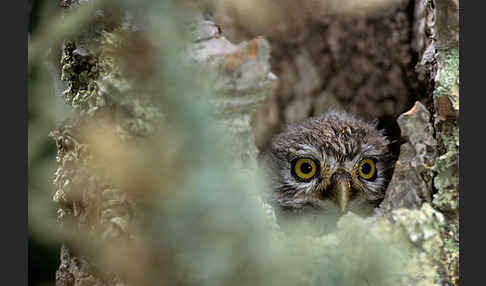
[
  {"left": 358, "top": 158, "right": 377, "bottom": 180},
  {"left": 292, "top": 158, "right": 318, "bottom": 180}
]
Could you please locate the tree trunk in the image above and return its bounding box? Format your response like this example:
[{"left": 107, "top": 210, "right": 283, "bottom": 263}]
[{"left": 46, "top": 1, "right": 458, "bottom": 285}]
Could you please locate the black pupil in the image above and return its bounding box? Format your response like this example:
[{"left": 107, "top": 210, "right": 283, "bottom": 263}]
[
  {"left": 300, "top": 162, "right": 313, "bottom": 174},
  {"left": 361, "top": 163, "right": 371, "bottom": 174}
]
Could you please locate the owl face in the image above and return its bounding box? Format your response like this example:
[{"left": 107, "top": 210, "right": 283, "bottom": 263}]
[{"left": 264, "top": 111, "right": 393, "bottom": 217}]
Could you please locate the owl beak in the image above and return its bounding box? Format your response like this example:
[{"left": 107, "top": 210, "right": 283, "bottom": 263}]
[{"left": 334, "top": 179, "right": 351, "bottom": 213}]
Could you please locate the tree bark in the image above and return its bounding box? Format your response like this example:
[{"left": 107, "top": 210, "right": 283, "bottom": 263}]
[{"left": 48, "top": 1, "right": 459, "bottom": 285}]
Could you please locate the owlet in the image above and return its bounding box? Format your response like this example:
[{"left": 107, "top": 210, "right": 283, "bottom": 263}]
[{"left": 263, "top": 111, "right": 394, "bottom": 222}]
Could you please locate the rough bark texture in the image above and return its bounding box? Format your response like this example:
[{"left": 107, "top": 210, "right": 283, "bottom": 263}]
[
  {"left": 188, "top": 17, "right": 277, "bottom": 164},
  {"left": 51, "top": 3, "right": 166, "bottom": 285},
  {"left": 211, "top": 0, "right": 459, "bottom": 284},
  {"left": 384, "top": 1, "right": 459, "bottom": 284},
  {"left": 210, "top": 0, "right": 426, "bottom": 153},
  {"left": 51, "top": 2, "right": 277, "bottom": 286},
  {"left": 212, "top": 1, "right": 460, "bottom": 282},
  {"left": 379, "top": 101, "right": 436, "bottom": 211},
  {"left": 48, "top": 0, "right": 459, "bottom": 285}
]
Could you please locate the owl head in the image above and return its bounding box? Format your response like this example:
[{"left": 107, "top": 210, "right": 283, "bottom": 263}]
[{"left": 263, "top": 111, "right": 394, "bottom": 218}]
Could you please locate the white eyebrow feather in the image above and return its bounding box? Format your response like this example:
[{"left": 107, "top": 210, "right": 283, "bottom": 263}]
[{"left": 294, "top": 144, "right": 321, "bottom": 159}]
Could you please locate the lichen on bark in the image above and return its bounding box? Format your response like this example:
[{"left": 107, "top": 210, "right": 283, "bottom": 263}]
[
  {"left": 431, "top": 46, "right": 459, "bottom": 286},
  {"left": 52, "top": 3, "right": 167, "bottom": 285},
  {"left": 43, "top": 1, "right": 460, "bottom": 286},
  {"left": 51, "top": 2, "right": 279, "bottom": 285}
]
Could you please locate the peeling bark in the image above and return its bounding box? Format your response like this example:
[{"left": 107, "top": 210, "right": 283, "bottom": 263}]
[
  {"left": 48, "top": 1, "right": 459, "bottom": 285},
  {"left": 379, "top": 101, "right": 436, "bottom": 211}
]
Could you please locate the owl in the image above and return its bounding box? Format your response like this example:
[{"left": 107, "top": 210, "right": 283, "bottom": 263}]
[{"left": 263, "top": 111, "right": 394, "bottom": 223}]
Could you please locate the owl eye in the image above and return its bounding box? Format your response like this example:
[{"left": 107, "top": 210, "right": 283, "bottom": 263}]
[
  {"left": 358, "top": 158, "right": 377, "bottom": 181},
  {"left": 292, "top": 158, "right": 319, "bottom": 180}
]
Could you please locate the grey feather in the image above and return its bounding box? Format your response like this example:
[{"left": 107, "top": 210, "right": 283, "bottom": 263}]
[{"left": 262, "top": 110, "right": 394, "bottom": 221}]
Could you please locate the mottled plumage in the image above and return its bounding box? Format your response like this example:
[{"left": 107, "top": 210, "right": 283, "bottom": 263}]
[{"left": 263, "top": 111, "right": 394, "bottom": 221}]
